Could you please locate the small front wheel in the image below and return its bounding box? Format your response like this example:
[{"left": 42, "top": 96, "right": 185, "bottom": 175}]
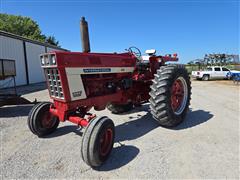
[
  {"left": 27, "top": 102, "right": 59, "bottom": 137},
  {"left": 81, "top": 116, "right": 115, "bottom": 167}
]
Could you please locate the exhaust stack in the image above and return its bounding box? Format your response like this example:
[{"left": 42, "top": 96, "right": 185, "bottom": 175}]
[{"left": 80, "top": 17, "right": 91, "bottom": 53}]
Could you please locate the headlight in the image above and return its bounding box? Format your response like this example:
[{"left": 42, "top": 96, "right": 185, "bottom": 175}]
[
  {"left": 41, "top": 56, "right": 45, "bottom": 65},
  {"left": 51, "top": 55, "right": 56, "bottom": 65},
  {"left": 45, "top": 56, "right": 50, "bottom": 65}
]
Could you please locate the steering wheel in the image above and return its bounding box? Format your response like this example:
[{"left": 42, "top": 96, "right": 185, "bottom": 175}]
[{"left": 128, "top": 46, "right": 142, "bottom": 60}]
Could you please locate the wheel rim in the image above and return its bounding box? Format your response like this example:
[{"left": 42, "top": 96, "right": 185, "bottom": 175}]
[
  {"left": 41, "top": 111, "right": 56, "bottom": 129},
  {"left": 99, "top": 128, "right": 113, "bottom": 156},
  {"left": 171, "top": 77, "right": 188, "bottom": 115}
]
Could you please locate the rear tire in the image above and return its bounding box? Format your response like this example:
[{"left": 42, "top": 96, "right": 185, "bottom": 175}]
[
  {"left": 107, "top": 102, "right": 133, "bottom": 114},
  {"left": 27, "top": 102, "right": 59, "bottom": 137},
  {"left": 81, "top": 116, "right": 115, "bottom": 167},
  {"left": 149, "top": 64, "right": 191, "bottom": 127}
]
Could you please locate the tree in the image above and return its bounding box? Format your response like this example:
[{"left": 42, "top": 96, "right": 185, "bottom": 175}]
[
  {"left": 45, "top": 36, "right": 59, "bottom": 46},
  {"left": 0, "top": 13, "right": 60, "bottom": 47}
]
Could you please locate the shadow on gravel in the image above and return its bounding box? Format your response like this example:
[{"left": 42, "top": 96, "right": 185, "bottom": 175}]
[
  {"left": 115, "top": 108, "right": 213, "bottom": 141},
  {"left": 44, "top": 105, "right": 213, "bottom": 140},
  {"left": 0, "top": 104, "right": 34, "bottom": 118},
  {"left": 114, "top": 103, "right": 158, "bottom": 142},
  {"left": 40, "top": 106, "right": 212, "bottom": 171},
  {"left": 95, "top": 145, "right": 140, "bottom": 171},
  {"left": 16, "top": 82, "right": 47, "bottom": 95},
  {"left": 95, "top": 108, "right": 213, "bottom": 170},
  {"left": 115, "top": 112, "right": 159, "bottom": 142},
  {"left": 115, "top": 103, "right": 150, "bottom": 115},
  {"left": 173, "top": 109, "right": 214, "bottom": 130},
  {"left": 43, "top": 125, "right": 83, "bottom": 138}
]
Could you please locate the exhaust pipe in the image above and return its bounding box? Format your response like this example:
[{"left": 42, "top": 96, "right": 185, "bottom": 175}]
[{"left": 80, "top": 17, "right": 91, "bottom": 53}]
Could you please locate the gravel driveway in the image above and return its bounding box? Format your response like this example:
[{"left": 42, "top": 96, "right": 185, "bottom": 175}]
[{"left": 0, "top": 80, "right": 239, "bottom": 179}]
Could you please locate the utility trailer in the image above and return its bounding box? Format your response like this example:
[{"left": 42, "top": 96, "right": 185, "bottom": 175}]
[
  {"left": 27, "top": 17, "right": 191, "bottom": 167},
  {"left": 0, "top": 59, "right": 35, "bottom": 107},
  {"left": 0, "top": 59, "right": 16, "bottom": 80},
  {"left": 0, "top": 59, "right": 18, "bottom": 107}
]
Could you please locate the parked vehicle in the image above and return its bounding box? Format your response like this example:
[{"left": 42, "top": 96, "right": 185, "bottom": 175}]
[
  {"left": 226, "top": 70, "right": 240, "bottom": 78},
  {"left": 226, "top": 71, "right": 240, "bottom": 83},
  {"left": 192, "top": 66, "right": 235, "bottom": 80}
]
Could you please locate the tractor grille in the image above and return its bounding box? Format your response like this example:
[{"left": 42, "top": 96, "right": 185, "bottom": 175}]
[{"left": 45, "top": 68, "right": 64, "bottom": 99}]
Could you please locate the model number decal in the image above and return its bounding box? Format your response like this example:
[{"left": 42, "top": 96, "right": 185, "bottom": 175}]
[
  {"left": 83, "top": 68, "right": 111, "bottom": 73},
  {"left": 72, "top": 91, "right": 82, "bottom": 97}
]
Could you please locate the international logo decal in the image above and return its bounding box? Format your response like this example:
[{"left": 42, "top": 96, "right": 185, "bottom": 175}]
[{"left": 83, "top": 68, "right": 111, "bottom": 73}]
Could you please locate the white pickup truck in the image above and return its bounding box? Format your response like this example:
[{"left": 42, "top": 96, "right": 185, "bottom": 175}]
[{"left": 192, "top": 66, "right": 231, "bottom": 80}]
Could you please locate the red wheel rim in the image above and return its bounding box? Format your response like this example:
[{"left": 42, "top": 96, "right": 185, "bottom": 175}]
[
  {"left": 171, "top": 78, "right": 185, "bottom": 113},
  {"left": 99, "top": 128, "right": 113, "bottom": 156},
  {"left": 41, "top": 111, "right": 55, "bottom": 128}
]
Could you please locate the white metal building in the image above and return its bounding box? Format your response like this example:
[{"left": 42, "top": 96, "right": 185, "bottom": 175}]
[{"left": 0, "top": 31, "right": 68, "bottom": 88}]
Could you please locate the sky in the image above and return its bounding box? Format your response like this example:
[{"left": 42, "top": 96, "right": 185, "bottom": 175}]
[{"left": 0, "top": 0, "right": 239, "bottom": 63}]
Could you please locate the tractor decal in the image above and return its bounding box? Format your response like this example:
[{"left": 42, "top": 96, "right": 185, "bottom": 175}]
[
  {"left": 83, "top": 68, "right": 111, "bottom": 73},
  {"left": 65, "top": 67, "right": 134, "bottom": 75}
]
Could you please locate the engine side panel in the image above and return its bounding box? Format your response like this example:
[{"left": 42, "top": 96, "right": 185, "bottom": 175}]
[{"left": 65, "top": 67, "right": 134, "bottom": 101}]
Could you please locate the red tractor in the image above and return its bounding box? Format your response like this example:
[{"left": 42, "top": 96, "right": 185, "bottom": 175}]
[{"left": 27, "top": 17, "right": 191, "bottom": 167}]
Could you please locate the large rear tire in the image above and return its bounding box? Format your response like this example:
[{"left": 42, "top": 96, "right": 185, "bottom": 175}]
[
  {"left": 107, "top": 102, "right": 133, "bottom": 114},
  {"left": 27, "top": 102, "right": 59, "bottom": 137},
  {"left": 149, "top": 64, "right": 191, "bottom": 127},
  {"left": 81, "top": 116, "right": 115, "bottom": 167}
]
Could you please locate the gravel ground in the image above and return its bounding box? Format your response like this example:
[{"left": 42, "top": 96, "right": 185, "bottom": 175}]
[{"left": 0, "top": 80, "right": 239, "bottom": 179}]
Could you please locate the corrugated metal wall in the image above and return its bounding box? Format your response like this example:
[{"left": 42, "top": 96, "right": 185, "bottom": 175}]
[
  {"left": 26, "top": 42, "right": 45, "bottom": 84},
  {"left": 0, "top": 35, "right": 27, "bottom": 87},
  {"left": 47, "top": 47, "right": 57, "bottom": 52},
  {"left": 0, "top": 34, "right": 67, "bottom": 88}
]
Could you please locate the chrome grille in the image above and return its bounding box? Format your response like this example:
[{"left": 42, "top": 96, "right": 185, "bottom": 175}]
[{"left": 45, "top": 68, "right": 64, "bottom": 99}]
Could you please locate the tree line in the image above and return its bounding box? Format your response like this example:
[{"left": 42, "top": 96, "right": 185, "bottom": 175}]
[{"left": 0, "top": 13, "right": 60, "bottom": 47}]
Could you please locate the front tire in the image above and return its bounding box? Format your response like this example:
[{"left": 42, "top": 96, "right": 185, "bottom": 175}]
[
  {"left": 149, "top": 64, "right": 191, "bottom": 127},
  {"left": 27, "top": 102, "right": 59, "bottom": 137},
  {"left": 81, "top": 116, "right": 115, "bottom": 167}
]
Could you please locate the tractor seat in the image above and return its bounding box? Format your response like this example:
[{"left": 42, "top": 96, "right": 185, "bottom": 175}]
[
  {"left": 136, "top": 55, "right": 150, "bottom": 71},
  {"left": 140, "top": 55, "right": 150, "bottom": 64}
]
